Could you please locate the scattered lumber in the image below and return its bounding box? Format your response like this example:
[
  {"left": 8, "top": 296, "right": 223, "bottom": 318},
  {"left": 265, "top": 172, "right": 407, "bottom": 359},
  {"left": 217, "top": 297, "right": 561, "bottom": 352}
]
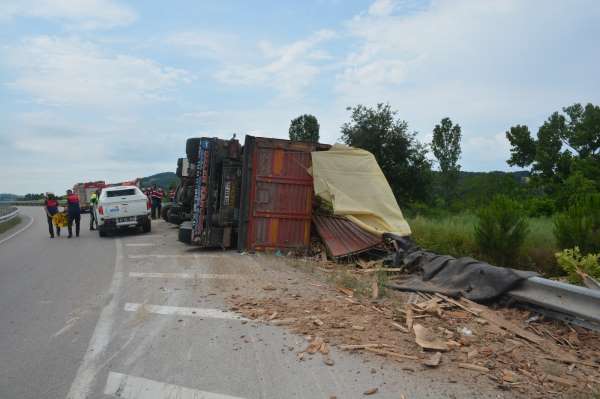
[
  {"left": 458, "top": 363, "right": 489, "bottom": 373},
  {"left": 364, "top": 347, "right": 418, "bottom": 360}
]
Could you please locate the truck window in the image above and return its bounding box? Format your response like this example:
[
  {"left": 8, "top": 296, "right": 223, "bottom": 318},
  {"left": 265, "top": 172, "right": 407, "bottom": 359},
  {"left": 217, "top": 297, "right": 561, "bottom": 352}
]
[{"left": 106, "top": 189, "right": 136, "bottom": 197}]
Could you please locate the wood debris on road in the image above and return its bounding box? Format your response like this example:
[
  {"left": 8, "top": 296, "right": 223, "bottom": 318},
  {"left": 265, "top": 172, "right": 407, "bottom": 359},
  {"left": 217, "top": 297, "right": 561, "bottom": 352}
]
[{"left": 227, "top": 258, "right": 600, "bottom": 398}]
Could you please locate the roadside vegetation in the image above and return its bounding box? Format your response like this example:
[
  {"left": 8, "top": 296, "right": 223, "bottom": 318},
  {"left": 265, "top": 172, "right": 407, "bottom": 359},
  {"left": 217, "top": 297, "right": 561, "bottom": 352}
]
[
  {"left": 0, "top": 215, "right": 21, "bottom": 235},
  {"left": 408, "top": 213, "right": 561, "bottom": 275},
  {"left": 293, "top": 101, "right": 600, "bottom": 279}
]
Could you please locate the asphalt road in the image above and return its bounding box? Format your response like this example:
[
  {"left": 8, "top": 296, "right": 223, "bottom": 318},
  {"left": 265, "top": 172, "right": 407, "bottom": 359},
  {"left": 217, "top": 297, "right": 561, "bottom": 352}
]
[
  {"left": 0, "top": 207, "right": 115, "bottom": 399},
  {"left": 0, "top": 207, "right": 502, "bottom": 399}
]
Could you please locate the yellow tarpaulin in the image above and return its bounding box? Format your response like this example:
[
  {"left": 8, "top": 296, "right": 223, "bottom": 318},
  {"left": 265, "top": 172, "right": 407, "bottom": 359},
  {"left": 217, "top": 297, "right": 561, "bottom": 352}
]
[{"left": 311, "top": 144, "right": 411, "bottom": 237}]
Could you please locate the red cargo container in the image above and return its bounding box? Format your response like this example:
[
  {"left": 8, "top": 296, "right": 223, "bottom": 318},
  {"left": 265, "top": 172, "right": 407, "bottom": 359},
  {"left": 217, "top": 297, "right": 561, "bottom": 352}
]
[{"left": 238, "top": 136, "right": 324, "bottom": 252}]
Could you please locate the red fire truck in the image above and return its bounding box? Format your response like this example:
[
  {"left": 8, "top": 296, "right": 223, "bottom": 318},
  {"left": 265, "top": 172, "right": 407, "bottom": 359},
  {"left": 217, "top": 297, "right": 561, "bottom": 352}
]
[{"left": 72, "top": 181, "right": 106, "bottom": 213}]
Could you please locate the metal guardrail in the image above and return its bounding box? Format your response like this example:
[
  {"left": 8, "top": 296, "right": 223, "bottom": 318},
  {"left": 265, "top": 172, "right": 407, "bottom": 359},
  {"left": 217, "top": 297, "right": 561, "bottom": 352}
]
[
  {"left": 0, "top": 201, "right": 44, "bottom": 206},
  {"left": 0, "top": 206, "right": 19, "bottom": 223},
  {"left": 508, "top": 276, "right": 600, "bottom": 331}
]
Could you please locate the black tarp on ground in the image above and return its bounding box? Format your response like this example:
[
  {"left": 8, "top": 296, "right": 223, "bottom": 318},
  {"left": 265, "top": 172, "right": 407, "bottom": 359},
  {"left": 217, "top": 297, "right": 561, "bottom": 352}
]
[{"left": 387, "top": 248, "right": 536, "bottom": 302}]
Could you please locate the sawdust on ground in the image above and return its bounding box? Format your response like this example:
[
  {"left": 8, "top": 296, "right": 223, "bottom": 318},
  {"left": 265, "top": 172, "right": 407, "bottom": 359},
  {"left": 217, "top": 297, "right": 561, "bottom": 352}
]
[{"left": 223, "top": 253, "right": 600, "bottom": 399}]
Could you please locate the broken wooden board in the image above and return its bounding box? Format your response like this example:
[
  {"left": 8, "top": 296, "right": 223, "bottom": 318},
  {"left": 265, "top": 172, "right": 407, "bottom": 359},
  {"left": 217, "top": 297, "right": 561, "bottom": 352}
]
[
  {"left": 413, "top": 324, "right": 449, "bottom": 351},
  {"left": 458, "top": 363, "right": 489, "bottom": 373},
  {"left": 364, "top": 347, "right": 418, "bottom": 361}
]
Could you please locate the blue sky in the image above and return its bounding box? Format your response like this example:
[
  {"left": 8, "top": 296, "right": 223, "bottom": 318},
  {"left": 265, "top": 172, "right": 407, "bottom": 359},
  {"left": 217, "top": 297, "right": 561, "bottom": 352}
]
[{"left": 1, "top": 0, "right": 600, "bottom": 194}]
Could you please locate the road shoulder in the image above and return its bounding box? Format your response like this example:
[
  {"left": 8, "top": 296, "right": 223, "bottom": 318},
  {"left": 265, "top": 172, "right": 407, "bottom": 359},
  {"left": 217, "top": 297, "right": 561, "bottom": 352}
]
[{"left": 0, "top": 212, "right": 33, "bottom": 245}]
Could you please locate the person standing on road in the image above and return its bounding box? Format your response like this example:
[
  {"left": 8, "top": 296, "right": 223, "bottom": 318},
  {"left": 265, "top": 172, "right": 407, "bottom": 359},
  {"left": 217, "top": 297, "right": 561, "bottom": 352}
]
[
  {"left": 158, "top": 186, "right": 165, "bottom": 210},
  {"left": 66, "top": 189, "right": 81, "bottom": 238},
  {"left": 44, "top": 193, "right": 60, "bottom": 238},
  {"left": 89, "top": 190, "right": 98, "bottom": 231},
  {"left": 150, "top": 185, "right": 163, "bottom": 219}
]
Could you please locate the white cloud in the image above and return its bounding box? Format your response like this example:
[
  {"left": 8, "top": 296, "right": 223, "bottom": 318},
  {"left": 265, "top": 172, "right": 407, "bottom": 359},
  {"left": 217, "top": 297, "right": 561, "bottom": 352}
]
[
  {"left": 368, "top": 0, "right": 396, "bottom": 16},
  {"left": 0, "top": 0, "right": 136, "bottom": 30},
  {"left": 163, "top": 31, "right": 239, "bottom": 60},
  {"left": 215, "top": 29, "right": 336, "bottom": 97},
  {"left": 335, "top": 0, "right": 600, "bottom": 169},
  {"left": 6, "top": 36, "right": 192, "bottom": 108}
]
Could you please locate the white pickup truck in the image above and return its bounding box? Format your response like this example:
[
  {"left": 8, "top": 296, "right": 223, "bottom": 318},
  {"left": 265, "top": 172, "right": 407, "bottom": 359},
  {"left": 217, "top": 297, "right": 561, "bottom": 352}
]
[{"left": 96, "top": 186, "right": 151, "bottom": 237}]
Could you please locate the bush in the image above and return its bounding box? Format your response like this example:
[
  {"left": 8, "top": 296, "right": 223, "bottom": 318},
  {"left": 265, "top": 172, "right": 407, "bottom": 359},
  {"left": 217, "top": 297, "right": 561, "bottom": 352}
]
[
  {"left": 555, "top": 247, "right": 600, "bottom": 285},
  {"left": 554, "top": 172, "right": 597, "bottom": 211},
  {"left": 474, "top": 196, "right": 529, "bottom": 267},
  {"left": 554, "top": 194, "right": 600, "bottom": 254},
  {"left": 525, "top": 197, "right": 555, "bottom": 217},
  {"left": 408, "top": 213, "right": 478, "bottom": 259}
]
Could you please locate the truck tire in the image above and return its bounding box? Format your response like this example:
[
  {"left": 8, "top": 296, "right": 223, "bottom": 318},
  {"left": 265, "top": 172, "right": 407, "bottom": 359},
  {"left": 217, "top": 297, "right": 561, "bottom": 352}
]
[
  {"left": 142, "top": 218, "right": 151, "bottom": 233},
  {"left": 178, "top": 221, "right": 192, "bottom": 244},
  {"left": 161, "top": 204, "right": 172, "bottom": 221},
  {"left": 186, "top": 138, "right": 201, "bottom": 163},
  {"left": 99, "top": 228, "right": 107, "bottom": 237}
]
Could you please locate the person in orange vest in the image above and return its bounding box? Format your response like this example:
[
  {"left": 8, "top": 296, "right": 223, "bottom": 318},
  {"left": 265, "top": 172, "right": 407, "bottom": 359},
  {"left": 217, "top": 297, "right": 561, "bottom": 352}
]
[
  {"left": 44, "top": 193, "right": 60, "bottom": 238},
  {"left": 66, "top": 189, "right": 81, "bottom": 238}
]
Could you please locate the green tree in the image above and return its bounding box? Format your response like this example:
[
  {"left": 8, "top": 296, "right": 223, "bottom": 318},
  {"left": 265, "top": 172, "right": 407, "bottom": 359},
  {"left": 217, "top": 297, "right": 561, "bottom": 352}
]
[
  {"left": 340, "top": 103, "right": 432, "bottom": 205},
  {"left": 506, "top": 125, "right": 536, "bottom": 168},
  {"left": 431, "top": 117, "right": 462, "bottom": 201},
  {"left": 506, "top": 103, "right": 600, "bottom": 190},
  {"left": 554, "top": 194, "right": 600, "bottom": 254},
  {"left": 289, "top": 114, "right": 320, "bottom": 142},
  {"left": 475, "top": 195, "right": 529, "bottom": 267}
]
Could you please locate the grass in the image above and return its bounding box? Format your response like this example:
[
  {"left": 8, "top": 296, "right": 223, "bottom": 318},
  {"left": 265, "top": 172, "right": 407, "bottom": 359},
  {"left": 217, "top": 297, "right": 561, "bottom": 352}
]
[
  {"left": 0, "top": 215, "right": 21, "bottom": 235},
  {"left": 407, "top": 212, "right": 562, "bottom": 277}
]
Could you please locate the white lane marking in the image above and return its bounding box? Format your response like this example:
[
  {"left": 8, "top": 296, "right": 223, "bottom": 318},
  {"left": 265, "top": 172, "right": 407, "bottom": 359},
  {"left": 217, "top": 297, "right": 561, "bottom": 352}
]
[
  {"left": 104, "top": 371, "right": 246, "bottom": 399},
  {"left": 129, "top": 272, "right": 237, "bottom": 279},
  {"left": 125, "top": 243, "right": 155, "bottom": 247},
  {"left": 124, "top": 303, "right": 246, "bottom": 320},
  {"left": 128, "top": 254, "right": 222, "bottom": 259},
  {"left": 66, "top": 238, "right": 125, "bottom": 399},
  {"left": 0, "top": 214, "right": 34, "bottom": 246}
]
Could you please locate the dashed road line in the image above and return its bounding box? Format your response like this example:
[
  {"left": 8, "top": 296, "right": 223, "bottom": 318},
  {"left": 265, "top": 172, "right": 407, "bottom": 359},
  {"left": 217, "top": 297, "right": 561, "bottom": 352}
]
[
  {"left": 127, "top": 254, "right": 222, "bottom": 259},
  {"left": 125, "top": 243, "right": 155, "bottom": 247},
  {"left": 125, "top": 234, "right": 162, "bottom": 239},
  {"left": 104, "top": 371, "right": 247, "bottom": 399},
  {"left": 129, "top": 272, "right": 237, "bottom": 279},
  {"left": 66, "top": 239, "right": 126, "bottom": 399},
  {"left": 124, "top": 303, "right": 246, "bottom": 320}
]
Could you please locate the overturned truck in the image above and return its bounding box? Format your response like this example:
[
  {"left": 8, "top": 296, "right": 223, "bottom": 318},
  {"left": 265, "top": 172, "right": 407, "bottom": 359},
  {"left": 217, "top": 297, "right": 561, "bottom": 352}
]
[
  {"left": 169, "top": 136, "right": 600, "bottom": 330},
  {"left": 173, "top": 135, "right": 327, "bottom": 252}
]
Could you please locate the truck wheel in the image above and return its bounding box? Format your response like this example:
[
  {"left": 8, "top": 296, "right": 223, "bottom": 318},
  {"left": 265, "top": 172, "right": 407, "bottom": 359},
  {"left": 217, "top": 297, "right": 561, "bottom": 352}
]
[
  {"left": 186, "top": 138, "right": 201, "bottom": 163},
  {"left": 99, "top": 228, "right": 107, "bottom": 237},
  {"left": 161, "top": 204, "right": 172, "bottom": 221},
  {"left": 142, "top": 218, "right": 151, "bottom": 233},
  {"left": 178, "top": 221, "right": 192, "bottom": 244}
]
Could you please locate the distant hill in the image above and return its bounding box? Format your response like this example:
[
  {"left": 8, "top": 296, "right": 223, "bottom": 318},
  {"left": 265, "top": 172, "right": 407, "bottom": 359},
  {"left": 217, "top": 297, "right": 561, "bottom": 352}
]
[{"left": 140, "top": 172, "right": 179, "bottom": 189}]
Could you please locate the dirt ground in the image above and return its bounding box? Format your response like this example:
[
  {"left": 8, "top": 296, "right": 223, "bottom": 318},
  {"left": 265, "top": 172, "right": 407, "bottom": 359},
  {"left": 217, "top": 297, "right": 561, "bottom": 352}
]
[{"left": 222, "top": 252, "right": 600, "bottom": 399}]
